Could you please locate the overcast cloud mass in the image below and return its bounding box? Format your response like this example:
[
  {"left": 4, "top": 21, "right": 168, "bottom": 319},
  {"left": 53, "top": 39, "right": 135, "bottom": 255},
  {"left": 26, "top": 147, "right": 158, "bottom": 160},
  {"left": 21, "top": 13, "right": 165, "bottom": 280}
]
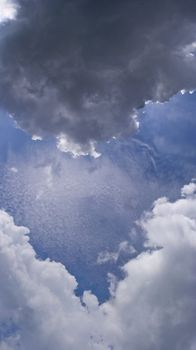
[{"left": 1, "top": 0, "right": 196, "bottom": 153}]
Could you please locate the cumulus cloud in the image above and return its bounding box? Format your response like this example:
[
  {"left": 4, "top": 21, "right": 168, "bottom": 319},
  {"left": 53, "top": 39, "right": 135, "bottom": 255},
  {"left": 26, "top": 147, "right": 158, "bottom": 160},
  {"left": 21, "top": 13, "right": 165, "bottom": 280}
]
[
  {"left": 0, "top": 0, "right": 17, "bottom": 23},
  {"left": 0, "top": 210, "right": 108, "bottom": 350},
  {"left": 181, "top": 181, "right": 196, "bottom": 196},
  {"left": 103, "top": 182, "right": 196, "bottom": 350},
  {"left": 56, "top": 134, "right": 101, "bottom": 158},
  {"left": 0, "top": 0, "right": 196, "bottom": 154},
  {"left": 1, "top": 183, "right": 196, "bottom": 349}
]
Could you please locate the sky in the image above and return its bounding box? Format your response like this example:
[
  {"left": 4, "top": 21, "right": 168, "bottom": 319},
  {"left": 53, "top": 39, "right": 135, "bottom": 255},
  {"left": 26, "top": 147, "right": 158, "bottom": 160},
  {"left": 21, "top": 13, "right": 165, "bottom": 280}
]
[{"left": 0, "top": 1, "right": 196, "bottom": 349}]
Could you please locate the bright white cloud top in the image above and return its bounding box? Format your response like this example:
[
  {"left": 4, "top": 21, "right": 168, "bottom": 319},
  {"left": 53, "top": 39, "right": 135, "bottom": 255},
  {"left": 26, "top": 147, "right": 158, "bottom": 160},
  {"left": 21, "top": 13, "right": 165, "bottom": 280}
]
[
  {"left": 0, "top": 182, "right": 196, "bottom": 349},
  {"left": 0, "top": 0, "right": 17, "bottom": 23}
]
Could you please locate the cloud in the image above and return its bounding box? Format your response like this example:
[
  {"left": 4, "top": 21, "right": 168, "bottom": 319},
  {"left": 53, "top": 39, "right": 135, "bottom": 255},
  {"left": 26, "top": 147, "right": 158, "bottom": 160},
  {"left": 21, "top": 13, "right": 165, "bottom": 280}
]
[
  {"left": 0, "top": 0, "right": 196, "bottom": 154},
  {"left": 97, "top": 241, "right": 136, "bottom": 265},
  {"left": 181, "top": 181, "right": 196, "bottom": 196},
  {"left": 1, "top": 183, "right": 196, "bottom": 349},
  {"left": 103, "top": 182, "right": 196, "bottom": 349},
  {"left": 56, "top": 134, "right": 101, "bottom": 158},
  {"left": 0, "top": 210, "right": 108, "bottom": 350},
  {"left": 0, "top": 0, "right": 17, "bottom": 23}
]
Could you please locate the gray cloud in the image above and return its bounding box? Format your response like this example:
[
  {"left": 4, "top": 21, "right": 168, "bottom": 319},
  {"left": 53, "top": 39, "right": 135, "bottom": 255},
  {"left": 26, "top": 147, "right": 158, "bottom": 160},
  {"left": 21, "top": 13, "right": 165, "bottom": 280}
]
[{"left": 0, "top": 0, "right": 196, "bottom": 152}]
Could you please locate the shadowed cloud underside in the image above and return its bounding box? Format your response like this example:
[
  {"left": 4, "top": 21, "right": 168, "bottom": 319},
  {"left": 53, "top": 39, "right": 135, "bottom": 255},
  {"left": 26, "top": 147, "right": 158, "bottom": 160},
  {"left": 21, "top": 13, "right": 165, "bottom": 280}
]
[{"left": 1, "top": 0, "right": 196, "bottom": 153}]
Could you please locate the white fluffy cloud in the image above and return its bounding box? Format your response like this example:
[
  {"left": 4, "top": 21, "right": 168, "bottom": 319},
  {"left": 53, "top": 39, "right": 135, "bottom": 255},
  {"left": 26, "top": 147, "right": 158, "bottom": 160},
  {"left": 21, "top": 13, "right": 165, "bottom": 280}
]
[
  {"left": 103, "top": 182, "right": 196, "bottom": 349},
  {"left": 1, "top": 183, "right": 196, "bottom": 349},
  {"left": 0, "top": 211, "right": 108, "bottom": 350},
  {"left": 0, "top": 0, "right": 17, "bottom": 23},
  {"left": 56, "top": 134, "right": 101, "bottom": 158}
]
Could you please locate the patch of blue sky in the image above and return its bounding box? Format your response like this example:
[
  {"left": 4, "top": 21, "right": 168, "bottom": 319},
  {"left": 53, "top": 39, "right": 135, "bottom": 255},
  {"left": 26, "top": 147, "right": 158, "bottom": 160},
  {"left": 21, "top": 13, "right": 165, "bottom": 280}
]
[
  {"left": 138, "top": 91, "right": 196, "bottom": 156},
  {"left": 0, "top": 321, "right": 19, "bottom": 343}
]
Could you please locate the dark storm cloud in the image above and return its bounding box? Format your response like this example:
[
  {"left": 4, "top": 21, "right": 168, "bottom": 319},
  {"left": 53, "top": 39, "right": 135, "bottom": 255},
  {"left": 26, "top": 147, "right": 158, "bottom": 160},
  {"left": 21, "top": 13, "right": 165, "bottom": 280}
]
[{"left": 1, "top": 0, "right": 196, "bottom": 150}]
